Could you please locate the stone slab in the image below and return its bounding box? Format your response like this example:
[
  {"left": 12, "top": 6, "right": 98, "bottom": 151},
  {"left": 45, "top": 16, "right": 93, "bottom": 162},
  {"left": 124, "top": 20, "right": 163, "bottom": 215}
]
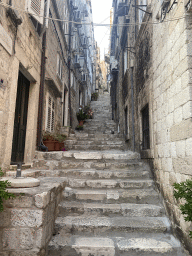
[{"left": 1, "top": 177, "right": 40, "bottom": 188}]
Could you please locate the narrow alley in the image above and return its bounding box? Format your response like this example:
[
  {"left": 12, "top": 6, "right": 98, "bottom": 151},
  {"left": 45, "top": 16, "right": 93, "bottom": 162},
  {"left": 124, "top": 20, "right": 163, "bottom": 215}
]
[
  {"left": 32, "top": 92, "right": 186, "bottom": 255},
  {"left": 0, "top": 0, "right": 192, "bottom": 255}
]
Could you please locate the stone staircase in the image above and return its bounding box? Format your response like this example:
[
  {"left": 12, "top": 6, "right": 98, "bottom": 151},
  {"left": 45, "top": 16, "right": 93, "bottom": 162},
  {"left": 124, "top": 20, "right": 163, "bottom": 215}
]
[
  {"left": 33, "top": 93, "right": 186, "bottom": 255},
  {"left": 64, "top": 94, "right": 127, "bottom": 151}
]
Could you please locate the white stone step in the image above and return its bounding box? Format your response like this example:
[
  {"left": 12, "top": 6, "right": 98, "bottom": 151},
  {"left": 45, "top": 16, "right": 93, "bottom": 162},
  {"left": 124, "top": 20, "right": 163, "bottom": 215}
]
[
  {"left": 39, "top": 168, "right": 150, "bottom": 179},
  {"left": 63, "top": 187, "right": 160, "bottom": 204},
  {"left": 59, "top": 201, "right": 165, "bottom": 217},
  {"left": 55, "top": 216, "right": 170, "bottom": 234},
  {"left": 35, "top": 150, "right": 140, "bottom": 161},
  {"left": 48, "top": 234, "right": 185, "bottom": 256}
]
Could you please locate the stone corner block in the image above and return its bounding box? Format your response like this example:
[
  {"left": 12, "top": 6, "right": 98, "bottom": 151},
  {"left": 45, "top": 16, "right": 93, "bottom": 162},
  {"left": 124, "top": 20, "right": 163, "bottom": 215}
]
[{"left": 35, "top": 191, "right": 50, "bottom": 208}]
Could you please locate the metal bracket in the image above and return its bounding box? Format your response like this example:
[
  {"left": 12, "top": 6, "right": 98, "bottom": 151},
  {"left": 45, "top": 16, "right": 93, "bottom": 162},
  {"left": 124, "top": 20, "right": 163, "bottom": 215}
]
[{"left": 132, "top": 5, "right": 152, "bottom": 15}]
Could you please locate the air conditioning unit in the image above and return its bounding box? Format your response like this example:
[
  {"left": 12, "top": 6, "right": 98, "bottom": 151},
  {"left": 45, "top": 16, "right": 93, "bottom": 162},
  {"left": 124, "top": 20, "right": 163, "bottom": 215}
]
[
  {"left": 73, "top": 28, "right": 78, "bottom": 32},
  {"left": 74, "top": 55, "right": 80, "bottom": 68},
  {"left": 7, "top": 7, "right": 22, "bottom": 25}
]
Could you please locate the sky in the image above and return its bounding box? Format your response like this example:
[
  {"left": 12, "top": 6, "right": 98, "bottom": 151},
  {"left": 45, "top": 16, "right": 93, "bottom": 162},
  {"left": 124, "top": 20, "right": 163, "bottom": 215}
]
[{"left": 91, "top": 0, "right": 112, "bottom": 60}]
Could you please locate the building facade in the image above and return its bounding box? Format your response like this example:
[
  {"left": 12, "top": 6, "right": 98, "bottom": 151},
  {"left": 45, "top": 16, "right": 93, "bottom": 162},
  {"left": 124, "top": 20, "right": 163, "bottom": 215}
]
[
  {"left": 0, "top": 0, "right": 43, "bottom": 169},
  {"left": 0, "top": 0, "right": 96, "bottom": 169},
  {"left": 110, "top": 0, "right": 192, "bottom": 252}
]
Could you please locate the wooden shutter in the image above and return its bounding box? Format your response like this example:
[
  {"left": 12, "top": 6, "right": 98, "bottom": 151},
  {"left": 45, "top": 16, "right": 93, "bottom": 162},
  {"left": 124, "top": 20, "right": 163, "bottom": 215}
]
[
  {"left": 46, "top": 95, "right": 55, "bottom": 132},
  {"left": 26, "top": 0, "right": 44, "bottom": 24}
]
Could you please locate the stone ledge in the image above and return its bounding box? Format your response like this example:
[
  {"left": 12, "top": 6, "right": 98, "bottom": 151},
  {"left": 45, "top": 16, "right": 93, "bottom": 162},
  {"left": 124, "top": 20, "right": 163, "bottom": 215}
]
[{"left": 0, "top": 177, "right": 67, "bottom": 255}]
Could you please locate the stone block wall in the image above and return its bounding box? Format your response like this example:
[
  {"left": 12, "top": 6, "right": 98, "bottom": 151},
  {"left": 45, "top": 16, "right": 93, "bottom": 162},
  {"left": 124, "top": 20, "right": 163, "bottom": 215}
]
[
  {"left": 0, "top": 178, "right": 66, "bottom": 255},
  {"left": 0, "top": 0, "right": 42, "bottom": 169},
  {"left": 151, "top": 0, "right": 192, "bottom": 252}
]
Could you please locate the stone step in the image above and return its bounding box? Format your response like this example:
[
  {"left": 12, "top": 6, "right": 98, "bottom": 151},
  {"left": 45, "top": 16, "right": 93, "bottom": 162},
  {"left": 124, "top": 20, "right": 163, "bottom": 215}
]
[
  {"left": 34, "top": 160, "right": 146, "bottom": 171},
  {"left": 59, "top": 201, "right": 165, "bottom": 217},
  {"left": 39, "top": 168, "right": 150, "bottom": 179},
  {"left": 48, "top": 234, "right": 185, "bottom": 256},
  {"left": 33, "top": 159, "right": 145, "bottom": 170},
  {"left": 67, "top": 178, "right": 154, "bottom": 189},
  {"left": 66, "top": 136, "right": 123, "bottom": 142},
  {"left": 65, "top": 140, "right": 124, "bottom": 146},
  {"left": 35, "top": 150, "right": 139, "bottom": 160},
  {"left": 70, "top": 133, "right": 124, "bottom": 139},
  {"left": 66, "top": 144, "right": 126, "bottom": 151},
  {"left": 63, "top": 187, "right": 160, "bottom": 205},
  {"left": 54, "top": 216, "right": 170, "bottom": 235}
]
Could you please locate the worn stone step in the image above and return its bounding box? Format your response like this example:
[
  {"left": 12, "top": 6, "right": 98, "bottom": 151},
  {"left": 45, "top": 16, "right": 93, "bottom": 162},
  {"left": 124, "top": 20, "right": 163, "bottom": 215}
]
[
  {"left": 67, "top": 178, "right": 154, "bottom": 189},
  {"left": 70, "top": 133, "right": 124, "bottom": 139},
  {"left": 67, "top": 145, "right": 126, "bottom": 151},
  {"left": 39, "top": 168, "right": 150, "bottom": 179},
  {"left": 48, "top": 234, "right": 185, "bottom": 256},
  {"left": 54, "top": 216, "right": 170, "bottom": 235},
  {"left": 65, "top": 140, "right": 123, "bottom": 145},
  {"left": 63, "top": 187, "right": 160, "bottom": 205},
  {"left": 66, "top": 137, "right": 123, "bottom": 143},
  {"left": 33, "top": 158, "right": 145, "bottom": 170},
  {"left": 35, "top": 150, "right": 140, "bottom": 161},
  {"left": 59, "top": 201, "right": 165, "bottom": 217}
]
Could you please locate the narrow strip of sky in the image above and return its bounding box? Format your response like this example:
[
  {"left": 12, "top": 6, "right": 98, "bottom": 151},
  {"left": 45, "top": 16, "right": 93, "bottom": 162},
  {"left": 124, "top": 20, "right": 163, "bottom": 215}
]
[{"left": 91, "top": 0, "right": 112, "bottom": 60}]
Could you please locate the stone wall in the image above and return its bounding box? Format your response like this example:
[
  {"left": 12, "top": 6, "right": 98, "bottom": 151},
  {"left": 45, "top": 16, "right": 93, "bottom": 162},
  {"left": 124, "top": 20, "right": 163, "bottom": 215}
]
[
  {"left": 151, "top": 0, "right": 192, "bottom": 252},
  {"left": 0, "top": 0, "right": 42, "bottom": 169},
  {"left": 0, "top": 177, "right": 66, "bottom": 255}
]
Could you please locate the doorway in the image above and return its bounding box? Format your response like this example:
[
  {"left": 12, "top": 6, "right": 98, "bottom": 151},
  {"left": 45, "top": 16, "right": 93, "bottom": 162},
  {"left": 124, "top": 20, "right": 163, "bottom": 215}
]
[{"left": 11, "top": 72, "right": 30, "bottom": 164}]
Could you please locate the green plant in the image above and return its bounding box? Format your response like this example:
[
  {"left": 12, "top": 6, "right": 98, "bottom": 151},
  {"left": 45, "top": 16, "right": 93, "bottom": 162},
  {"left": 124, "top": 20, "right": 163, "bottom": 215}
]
[
  {"left": 83, "top": 105, "right": 93, "bottom": 119},
  {"left": 0, "top": 168, "right": 15, "bottom": 212},
  {"left": 91, "top": 92, "right": 98, "bottom": 101},
  {"left": 173, "top": 178, "right": 192, "bottom": 238},
  {"left": 43, "top": 131, "right": 66, "bottom": 143},
  {"left": 55, "top": 134, "right": 66, "bottom": 143},
  {"left": 76, "top": 109, "right": 88, "bottom": 121},
  {"left": 42, "top": 131, "right": 55, "bottom": 141}
]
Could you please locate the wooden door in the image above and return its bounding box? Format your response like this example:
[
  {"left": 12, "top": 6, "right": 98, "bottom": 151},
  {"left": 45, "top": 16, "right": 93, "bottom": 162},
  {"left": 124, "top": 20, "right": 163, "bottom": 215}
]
[{"left": 11, "top": 72, "right": 30, "bottom": 164}]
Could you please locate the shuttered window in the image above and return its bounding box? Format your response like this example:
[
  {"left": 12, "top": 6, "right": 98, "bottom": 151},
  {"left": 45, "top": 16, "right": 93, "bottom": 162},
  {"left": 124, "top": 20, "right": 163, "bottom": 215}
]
[
  {"left": 26, "top": 0, "right": 45, "bottom": 24},
  {"left": 46, "top": 95, "right": 55, "bottom": 132}
]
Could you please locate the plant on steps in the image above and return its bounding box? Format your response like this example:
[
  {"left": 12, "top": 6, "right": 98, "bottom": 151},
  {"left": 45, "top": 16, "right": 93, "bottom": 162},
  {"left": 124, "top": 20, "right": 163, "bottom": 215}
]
[
  {"left": 173, "top": 178, "right": 192, "bottom": 238},
  {"left": 0, "top": 168, "right": 15, "bottom": 212},
  {"left": 91, "top": 92, "right": 98, "bottom": 101}
]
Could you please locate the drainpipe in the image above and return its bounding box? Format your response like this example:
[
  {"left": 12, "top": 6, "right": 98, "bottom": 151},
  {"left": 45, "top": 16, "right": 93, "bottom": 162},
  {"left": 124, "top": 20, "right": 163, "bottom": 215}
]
[
  {"left": 130, "top": 66, "right": 135, "bottom": 152},
  {"left": 37, "top": 31, "right": 47, "bottom": 150},
  {"left": 68, "top": 1, "right": 73, "bottom": 128}
]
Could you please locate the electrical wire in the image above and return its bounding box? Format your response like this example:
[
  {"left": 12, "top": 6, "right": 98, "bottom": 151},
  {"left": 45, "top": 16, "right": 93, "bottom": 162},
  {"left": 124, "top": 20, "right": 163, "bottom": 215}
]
[{"left": 0, "top": 1, "right": 187, "bottom": 28}]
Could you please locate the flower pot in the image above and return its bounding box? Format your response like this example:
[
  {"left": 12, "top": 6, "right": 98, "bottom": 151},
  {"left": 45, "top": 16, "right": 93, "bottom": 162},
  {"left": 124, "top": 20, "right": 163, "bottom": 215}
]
[
  {"left": 43, "top": 141, "right": 55, "bottom": 151},
  {"left": 54, "top": 141, "right": 60, "bottom": 151},
  {"left": 79, "top": 120, "right": 84, "bottom": 126},
  {"left": 43, "top": 141, "right": 65, "bottom": 151}
]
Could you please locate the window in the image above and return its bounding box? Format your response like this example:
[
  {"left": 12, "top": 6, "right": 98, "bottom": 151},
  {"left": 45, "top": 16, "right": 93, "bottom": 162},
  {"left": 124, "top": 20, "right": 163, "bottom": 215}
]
[
  {"left": 142, "top": 104, "right": 150, "bottom": 150},
  {"left": 46, "top": 95, "right": 55, "bottom": 132},
  {"left": 57, "top": 53, "right": 63, "bottom": 80}
]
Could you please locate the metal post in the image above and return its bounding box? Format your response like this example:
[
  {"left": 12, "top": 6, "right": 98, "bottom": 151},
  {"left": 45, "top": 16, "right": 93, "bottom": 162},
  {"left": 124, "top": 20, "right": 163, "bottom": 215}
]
[{"left": 16, "top": 162, "right": 22, "bottom": 178}]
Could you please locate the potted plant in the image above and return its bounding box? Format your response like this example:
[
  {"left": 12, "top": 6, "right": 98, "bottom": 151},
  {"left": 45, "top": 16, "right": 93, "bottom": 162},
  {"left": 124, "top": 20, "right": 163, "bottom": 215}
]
[
  {"left": 42, "top": 131, "right": 66, "bottom": 151},
  {"left": 76, "top": 109, "right": 88, "bottom": 126},
  {"left": 91, "top": 92, "right": 98, "bottom": 101},
  {"left": 83, "top": 105, "right": 93, "bottom": 119}
]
